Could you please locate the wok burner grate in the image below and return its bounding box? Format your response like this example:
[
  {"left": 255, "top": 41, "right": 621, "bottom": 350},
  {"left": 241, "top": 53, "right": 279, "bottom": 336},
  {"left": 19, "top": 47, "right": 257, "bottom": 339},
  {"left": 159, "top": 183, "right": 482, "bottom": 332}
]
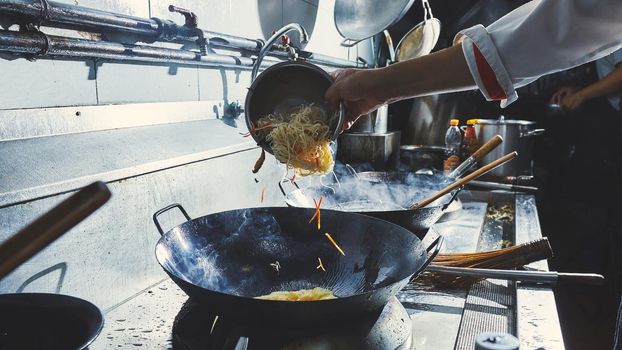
[{"left": 171, "top": 296, "right": 413, "bottom": 350}]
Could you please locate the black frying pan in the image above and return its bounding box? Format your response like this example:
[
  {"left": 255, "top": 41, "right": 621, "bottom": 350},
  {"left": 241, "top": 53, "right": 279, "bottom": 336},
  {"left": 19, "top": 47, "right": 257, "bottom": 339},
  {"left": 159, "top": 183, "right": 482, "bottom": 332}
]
[
  {"left": 153, "top": 204, "right": 442, "bottom": 326},
  {"left": 281, "top": 172, "right": 459, "bottom": 238}
]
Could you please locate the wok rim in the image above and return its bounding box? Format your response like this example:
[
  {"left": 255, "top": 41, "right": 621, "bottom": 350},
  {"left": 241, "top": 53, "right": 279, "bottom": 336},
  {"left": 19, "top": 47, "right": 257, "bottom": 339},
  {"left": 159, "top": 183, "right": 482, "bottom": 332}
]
[{"left": 154, "top": 206, "right": 426, "bottom": 305}]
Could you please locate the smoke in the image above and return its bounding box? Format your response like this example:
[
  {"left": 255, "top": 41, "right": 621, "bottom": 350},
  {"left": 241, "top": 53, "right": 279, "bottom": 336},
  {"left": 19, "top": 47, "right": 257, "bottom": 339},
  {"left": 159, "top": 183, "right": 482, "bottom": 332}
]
[{"left": 287, "top": 162, "right": 452, "bottom": 211}]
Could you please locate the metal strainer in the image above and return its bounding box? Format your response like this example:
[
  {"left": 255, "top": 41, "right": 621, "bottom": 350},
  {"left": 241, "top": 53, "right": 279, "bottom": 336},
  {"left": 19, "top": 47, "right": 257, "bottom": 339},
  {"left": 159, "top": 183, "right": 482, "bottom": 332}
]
[{"left": 244, "top": 24, "right": 344, "bottom": 154}]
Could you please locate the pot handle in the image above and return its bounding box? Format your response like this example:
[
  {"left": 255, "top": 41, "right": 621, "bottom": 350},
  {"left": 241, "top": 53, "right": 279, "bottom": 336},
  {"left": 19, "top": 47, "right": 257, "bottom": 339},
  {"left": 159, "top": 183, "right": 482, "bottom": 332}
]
[
  {"left": 153, "top": 203, "right": 192, "bottom": 236},
  {"left": 340, "top": 38, "right": 364, "bottom": 48},
  {"left": 520, "top": 128, "right": 545, "bottom": 138},
  {"left": 410, "top": 235, "right": 444, "bottom": 281},
  {"left": 278, "top": 179, "right": 300, "bottom": 197}
]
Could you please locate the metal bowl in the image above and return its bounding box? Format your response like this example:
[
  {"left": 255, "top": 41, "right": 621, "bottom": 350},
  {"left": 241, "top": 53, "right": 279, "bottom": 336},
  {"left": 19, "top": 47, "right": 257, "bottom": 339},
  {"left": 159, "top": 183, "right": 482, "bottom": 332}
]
[{"left": 245, "top": 60, "right": 344, "bottom": 154}]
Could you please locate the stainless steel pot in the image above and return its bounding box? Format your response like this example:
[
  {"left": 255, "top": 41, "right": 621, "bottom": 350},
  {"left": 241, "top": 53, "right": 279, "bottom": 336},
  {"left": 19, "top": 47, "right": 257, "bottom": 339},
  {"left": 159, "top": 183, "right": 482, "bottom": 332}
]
[
  {"left": 347, "top": 106, "right": 389, "bottom": 134},
  {"left": 399, "top": 145, "right": 445, "bottom": 172},
  {"left": 475, "top": 117, "right": 544, "bottom": 177}
]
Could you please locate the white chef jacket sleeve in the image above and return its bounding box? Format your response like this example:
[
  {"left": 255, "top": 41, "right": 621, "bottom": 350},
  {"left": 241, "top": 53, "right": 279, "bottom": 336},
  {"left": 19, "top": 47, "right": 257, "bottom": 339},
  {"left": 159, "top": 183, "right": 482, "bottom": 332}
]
[{"left": 454, "top": 0, "right": 622, "bottom": 108}]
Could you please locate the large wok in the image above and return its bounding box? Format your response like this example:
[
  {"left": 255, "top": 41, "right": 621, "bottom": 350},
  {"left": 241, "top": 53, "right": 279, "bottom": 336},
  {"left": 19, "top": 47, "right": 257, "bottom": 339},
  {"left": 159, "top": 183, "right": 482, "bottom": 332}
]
[
  {"left": 153, "top": 204, "right": 442, "bottom": 326},
  {"left": 281, "top": 172, "right": 460, "bottom": 238}
]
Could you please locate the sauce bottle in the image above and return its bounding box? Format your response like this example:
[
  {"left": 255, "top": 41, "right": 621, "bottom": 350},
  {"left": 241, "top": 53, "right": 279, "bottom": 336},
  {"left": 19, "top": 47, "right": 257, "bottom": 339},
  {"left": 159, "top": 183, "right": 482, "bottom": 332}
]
[
  {"left": 463, "top": 118, "right": 480, "bottom": 158},
  {"left": 444, "top": 119, "right": 462, "bottom": 174}
]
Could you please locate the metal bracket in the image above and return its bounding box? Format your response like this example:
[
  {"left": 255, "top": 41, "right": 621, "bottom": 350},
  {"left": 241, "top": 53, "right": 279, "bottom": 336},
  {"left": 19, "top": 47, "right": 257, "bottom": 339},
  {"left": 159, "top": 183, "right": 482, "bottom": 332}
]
[{"left": 17, "top": 23, "right": 49, "bottom": 61}]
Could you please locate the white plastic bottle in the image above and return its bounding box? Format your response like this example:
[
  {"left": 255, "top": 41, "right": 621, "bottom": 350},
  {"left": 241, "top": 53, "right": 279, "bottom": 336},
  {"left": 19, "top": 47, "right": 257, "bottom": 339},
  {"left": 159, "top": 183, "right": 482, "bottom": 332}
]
[{"left": 443, "top": 119, "right": 462, "bottom": 174}]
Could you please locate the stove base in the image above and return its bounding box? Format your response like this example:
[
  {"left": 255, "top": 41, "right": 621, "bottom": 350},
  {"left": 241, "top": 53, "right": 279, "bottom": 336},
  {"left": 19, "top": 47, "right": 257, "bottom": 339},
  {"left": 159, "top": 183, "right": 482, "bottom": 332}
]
[{"left": 172, "top": 296, "right": 412, "bottom": 350}]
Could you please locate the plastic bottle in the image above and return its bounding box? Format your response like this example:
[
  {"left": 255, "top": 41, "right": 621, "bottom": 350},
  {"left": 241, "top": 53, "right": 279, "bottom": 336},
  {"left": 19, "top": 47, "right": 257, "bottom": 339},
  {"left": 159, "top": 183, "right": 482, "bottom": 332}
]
[
  {"left": 462, "top": 118, "right": 480, "bottom": 158},
  {"left": 443, "top": 119, "right": 462, "bottom": 174}
]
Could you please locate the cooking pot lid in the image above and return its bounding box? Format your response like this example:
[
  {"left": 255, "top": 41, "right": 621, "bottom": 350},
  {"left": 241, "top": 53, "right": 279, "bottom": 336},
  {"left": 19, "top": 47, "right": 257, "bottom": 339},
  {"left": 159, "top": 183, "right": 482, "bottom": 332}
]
[
  {"left": 476, "top": 118, "right": 536, "bottom": 126},
  {"left": 334, "top": 0, "right": 416, "bottom": 41},
  {"left": 400, "top": 145, "right": 446, "bottom": 152}
]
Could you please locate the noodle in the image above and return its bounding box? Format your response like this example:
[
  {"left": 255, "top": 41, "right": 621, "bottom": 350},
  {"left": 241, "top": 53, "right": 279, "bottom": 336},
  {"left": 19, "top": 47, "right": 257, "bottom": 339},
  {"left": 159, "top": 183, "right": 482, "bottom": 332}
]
[
  {"left": 255, "top": 287, "right": 336, "bottom": 301},
  {"left": 257, "top": 105, "right": 334, "bottom": 176}
]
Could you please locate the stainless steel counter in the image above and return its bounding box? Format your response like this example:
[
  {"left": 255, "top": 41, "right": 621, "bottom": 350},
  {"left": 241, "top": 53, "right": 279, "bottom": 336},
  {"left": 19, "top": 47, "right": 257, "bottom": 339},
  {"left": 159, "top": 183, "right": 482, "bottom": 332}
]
[{"left": 90, "top": 191, "right": 564, "bottom": 349}]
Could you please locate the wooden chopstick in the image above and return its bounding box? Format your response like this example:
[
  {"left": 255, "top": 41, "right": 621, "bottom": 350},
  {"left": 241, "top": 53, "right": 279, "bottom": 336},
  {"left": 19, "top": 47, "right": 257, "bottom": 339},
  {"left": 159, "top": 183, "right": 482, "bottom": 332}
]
[{"left": 410, "top": 151, "right": 518, "bottom": 210}]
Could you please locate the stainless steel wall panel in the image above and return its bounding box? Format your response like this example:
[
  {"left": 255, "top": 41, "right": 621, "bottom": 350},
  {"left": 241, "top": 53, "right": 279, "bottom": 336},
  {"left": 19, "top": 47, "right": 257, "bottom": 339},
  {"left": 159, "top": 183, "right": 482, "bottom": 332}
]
[
  {"left": 0, "top": 101, "right": 220, "bottom": 141},
  {"left": 0, "top": 58, "right": 97, "bottom": 110},
  {"left": 0, "top": 148, "right": 285, "bottom": 310},
  {"left": 54, "top": 0, "right": 150, "bottom": 18},
  {"left": 95, "top": 62, "right": 200, "bottom": 104}
]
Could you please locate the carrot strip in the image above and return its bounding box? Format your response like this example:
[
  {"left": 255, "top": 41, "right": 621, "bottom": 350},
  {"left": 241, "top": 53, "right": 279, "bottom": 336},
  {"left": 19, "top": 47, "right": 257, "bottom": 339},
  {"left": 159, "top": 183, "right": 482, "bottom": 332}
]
[
  {"left": 325, "top": 233, "right": 345, "bottom": 256},
  {"left": 309, "top": 198, "right": 319, "bottom": 223},
  {"left": 239, "top": 120, "right": 273, "bottom": 137},
  {"left": 316, "top": 257, "right": 326, "bottom": 272},
  {"left": 260, "top": 188, "right": 265, "bottom": 203},
  {"left": 308, "top": 196, "right": 323, "bottom": 228}
]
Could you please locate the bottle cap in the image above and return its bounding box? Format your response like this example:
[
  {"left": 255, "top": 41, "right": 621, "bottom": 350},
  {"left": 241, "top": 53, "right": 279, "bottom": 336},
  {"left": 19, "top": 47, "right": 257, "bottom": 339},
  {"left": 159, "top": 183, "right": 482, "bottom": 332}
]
[
  {"left": 467, "top": 119, "right": 478, "bottom": 125},
  {"left": 450, "top": 119, "right": 459, "bottom": 126}
]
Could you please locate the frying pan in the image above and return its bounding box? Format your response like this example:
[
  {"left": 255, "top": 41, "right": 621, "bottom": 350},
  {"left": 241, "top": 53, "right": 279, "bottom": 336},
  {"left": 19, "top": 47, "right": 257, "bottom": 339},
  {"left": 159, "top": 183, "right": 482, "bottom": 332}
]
[
  {"left": 153, "top": 204, "right": 442, "bottom": 326},
  {"left": 281, "top": 173, "right": 459, "bottom": 238},
  {"left": 0, "top": 181, "right": 111, "bottom": 350}
]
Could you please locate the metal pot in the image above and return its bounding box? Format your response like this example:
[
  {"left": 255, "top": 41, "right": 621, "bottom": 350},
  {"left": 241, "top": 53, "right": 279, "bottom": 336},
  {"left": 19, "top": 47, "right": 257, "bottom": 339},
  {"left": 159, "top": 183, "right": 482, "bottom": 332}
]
[
  {"left": 347, "top": 106, "right": 389, "bottom": 134},
  {"left": 399, "top": 145, "right": 445, "bottom": 172},
  {"left": 244, "top": 24, "right": 344, "bottom": 154},
  {"left": 475, "top": 117, "right": 544, "bottom": 177}
]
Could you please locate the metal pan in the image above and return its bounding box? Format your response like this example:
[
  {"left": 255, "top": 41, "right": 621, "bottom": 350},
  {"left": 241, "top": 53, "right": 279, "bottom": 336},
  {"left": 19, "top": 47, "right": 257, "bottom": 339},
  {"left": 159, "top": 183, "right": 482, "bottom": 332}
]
[
  {"left": 394, "top": 0, "right": 440, "bottom": 61},
  {"left": 282, "top": 172, "right": 459, "bottom": 238},
  {"left": 334, "top": 0, "right": 416, "bottom": 44},
  {"left": 153, "top": 204, "right": 442, "bottom": 326},
  {"left": 0, "top": 181, "right": 111, "bottom": 350}
]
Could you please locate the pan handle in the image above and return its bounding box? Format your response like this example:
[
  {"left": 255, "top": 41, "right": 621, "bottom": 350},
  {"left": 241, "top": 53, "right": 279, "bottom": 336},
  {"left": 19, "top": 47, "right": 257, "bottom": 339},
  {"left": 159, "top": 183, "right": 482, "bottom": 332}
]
[
  {"left": 278, "top": 179, "right": 301, "bottom": 197},
  {"left": 410, "top": 235, "right": 444, "bottom": 282},
  {"left": 441, "top": 187, "right": 463, "bottom": 210},
  {"left": 152, "top": 203, "right": 192, "bottom": 236}
]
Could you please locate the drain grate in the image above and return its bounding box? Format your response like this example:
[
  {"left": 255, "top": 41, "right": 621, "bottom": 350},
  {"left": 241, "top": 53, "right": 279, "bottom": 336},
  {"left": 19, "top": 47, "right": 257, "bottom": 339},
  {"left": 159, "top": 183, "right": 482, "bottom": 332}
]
[{"left": 454, "top": 280, "right": 516, "bottom": 349}]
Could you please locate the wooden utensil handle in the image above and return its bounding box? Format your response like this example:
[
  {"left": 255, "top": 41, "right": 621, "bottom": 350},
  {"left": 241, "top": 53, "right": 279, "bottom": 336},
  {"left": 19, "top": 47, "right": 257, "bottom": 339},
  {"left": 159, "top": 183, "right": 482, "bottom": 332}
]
[
  {"left": 0, "top": 182, "right": 111, "bottom": 279},
  {"left": 411, "top": 152, "right": 517, "bottom": 209},
  {"left": 471, "top": 135, "right": 503, "bottom": 162}
]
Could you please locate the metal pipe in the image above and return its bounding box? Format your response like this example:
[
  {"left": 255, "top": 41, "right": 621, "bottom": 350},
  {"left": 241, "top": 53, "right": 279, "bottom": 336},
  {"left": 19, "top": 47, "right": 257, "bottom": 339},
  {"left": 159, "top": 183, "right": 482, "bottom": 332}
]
[
  {"left": 0, "top": 0, "right": 262, "bottom": 50},
  {"left": 0, "top": 0, "right": 360, "bottom": 68},
  {"left": 0, "top": 30, "right": 271, "bottom": 70},
  {"left": 251, "top": 23, "right": 308, "bottom": 81}
]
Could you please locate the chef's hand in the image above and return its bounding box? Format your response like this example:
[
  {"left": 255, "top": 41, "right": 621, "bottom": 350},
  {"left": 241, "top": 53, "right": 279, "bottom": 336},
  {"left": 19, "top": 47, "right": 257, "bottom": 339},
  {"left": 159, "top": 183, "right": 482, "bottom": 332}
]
[
  {"left": 325, "top": 68, "right": 387, "bottom": 132},
  {"left": 560, "top": 91, "right": 587, "bottom": 112},
  {"left": 549, "top": 86, "right": 578, "bottom": 105}
]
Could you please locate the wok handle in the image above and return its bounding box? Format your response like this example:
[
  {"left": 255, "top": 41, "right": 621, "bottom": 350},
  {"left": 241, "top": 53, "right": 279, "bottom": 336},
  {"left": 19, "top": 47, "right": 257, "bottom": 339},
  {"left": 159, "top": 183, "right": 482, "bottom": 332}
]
[
  {"left": 278, "top": 179, "right": 300, "bottom": 197},
  {"left": 410, "top": 235, "right": 444, "bottom": 282},
  {"left": 152, "top": 203, "right": 192, "bottom": 236}
]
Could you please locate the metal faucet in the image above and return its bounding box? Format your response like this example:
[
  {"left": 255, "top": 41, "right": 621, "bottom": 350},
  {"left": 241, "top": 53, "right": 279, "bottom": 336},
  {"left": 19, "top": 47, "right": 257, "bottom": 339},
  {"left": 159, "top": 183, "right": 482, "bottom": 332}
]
[{"left": 251, "top": 23, "right": 309, "bottom": 82}]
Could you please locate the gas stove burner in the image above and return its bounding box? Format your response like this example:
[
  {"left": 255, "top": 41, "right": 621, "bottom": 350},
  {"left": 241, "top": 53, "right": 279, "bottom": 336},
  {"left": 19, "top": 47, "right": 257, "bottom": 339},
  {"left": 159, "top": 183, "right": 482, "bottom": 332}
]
[{"left": 171, "top": 297, "right": 412, "bottom": 350}]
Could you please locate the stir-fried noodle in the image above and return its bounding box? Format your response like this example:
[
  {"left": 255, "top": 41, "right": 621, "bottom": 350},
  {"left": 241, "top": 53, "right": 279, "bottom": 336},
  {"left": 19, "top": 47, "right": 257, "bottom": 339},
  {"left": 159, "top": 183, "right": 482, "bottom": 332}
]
[{"left": 257, "top": 105, "right": 333, "bottom": 176}]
